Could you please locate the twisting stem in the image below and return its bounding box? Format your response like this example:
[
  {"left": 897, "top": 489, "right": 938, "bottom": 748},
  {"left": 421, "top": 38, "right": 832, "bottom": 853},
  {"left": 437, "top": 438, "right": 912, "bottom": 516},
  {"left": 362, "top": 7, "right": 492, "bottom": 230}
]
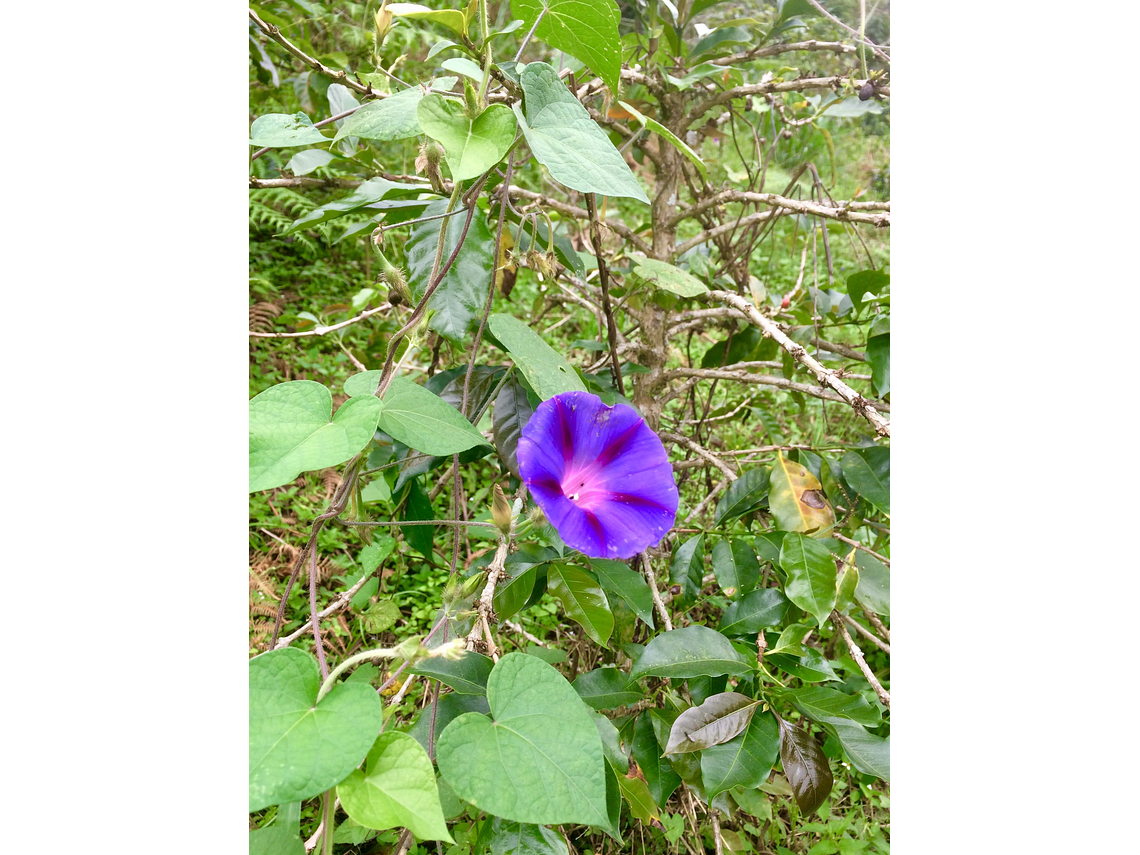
[
  {"left": 584, "top": 193, "right": 625, "bottom": 396},
  {"left": 309, "top": 548, "right": 328, "bottom": 678}
]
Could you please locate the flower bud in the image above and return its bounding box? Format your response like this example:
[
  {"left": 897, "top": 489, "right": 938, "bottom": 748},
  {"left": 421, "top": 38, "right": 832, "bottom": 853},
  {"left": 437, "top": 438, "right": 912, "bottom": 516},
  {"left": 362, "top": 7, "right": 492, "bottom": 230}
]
[
  {"left": 526, "top": 504, "right": 546, "bottom": 528},
  {"left": 463, "top": 79, "right": 480, "bottom": 114},
  {"left": 374, "top": 0, "right": 393, "bottom": 44},
  {"left": 492, "top": 483, "right": 513, "bottom": 535},
  {"left": 415, "top": 139, "right": 447, "bottom": 194}
]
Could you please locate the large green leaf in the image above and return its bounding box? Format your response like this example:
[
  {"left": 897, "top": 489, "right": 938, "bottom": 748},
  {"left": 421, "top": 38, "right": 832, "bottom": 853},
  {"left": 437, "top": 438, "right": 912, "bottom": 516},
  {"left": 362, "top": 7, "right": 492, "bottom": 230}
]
[
  {"left": 573, "top": 666, "right": 641, "bottom": 710},
  {"left": 332, "top": 82, "right": 462, "bottom": 142},
  {"left": 548, "top": 562, "right": 614, "bottom": 647},
  {"left": 783, "top": 686, "right": 881, "bottom": 728},
  {"left": 845, "top": 269, "right": 889, "bottom": 313},
  {"left": 285, "top": 178, "right": 419, "bottom": 233},
  {"left": 854, "top": 551, "right": 890, "bottom": 616},
  {"left": 408, "top": 692, "right": 489, "bottom": 754},
  {"left": 669, "top": 533, "right": 705, "bottom": 607},
  {"left": 488, "top": 818, "right": 569, "bottom": 855},
  {"left": 492, "top": 374, "right": 537, "bottom": 478},
  {"left": 249, "top": 828, "right": 305, "bottom": 855},
  {"left": 780, "top": 534, "right": 837, "bottom": 628},
  {"left": 249, "top": 648, "right": 382, "bottom": 811},
  {"left": 410, "top": 650, "right": 494, "bottom": 695},
  {"left": 617, "top": 100, "right": 707, "bottom": 178},
  {"left": 249, "top": 381, "right": 382, "bottom": 492},
  {"left": 404, "top": 199, "right": 496, "bottom": 342},
  {"left": 417, "top": 96, "right": 517, "bottom": 181},
  {"left": 711, "top": 539, "right": 760, "bottom": 599},
  {"left": 700, "top": 710, "right": 780, "bottom": 799},
  {"left": 376, "top": 375, "right": 489, "bottom": 456},
  {"left": 769, "top": 453, "right": 835, "bottom": 534},
  {"left": 387, "top": 2, "right": 469, "bottom": 34},
  {"left": 841, "top": 449, "right": 890, "bottom": 513},
  {"left": 630, "top": 626, "right": 752, "bottom": 679},
  {"left": 513, "top": 0, "right": 621, "bottom": 93},
  {"left": 718, "top": 587, "right": 792, "bottom": 636},
  {"left": 714, "top": 468, "right": 770, "bottom": 525},
  {"left": 632, "top": 711, "right": 681, "bottom": 807},
  {"left": 436, "top": 653, "right": 608, "bottom": 825},
  {"left": 514, "top": 63, "right": 648, "bottom": 203},
  {"left": 249, "top": 112, "right": 329, "bottom": 147},
  {"left": 488, "top": 313, "right": 586, "bottom": 399},
  {"left": 823, "top": 720, "right": 890, "bottom": 781},
  {"left": 866, "top": 333, "right": 890, "bottom": 397},
  {"left": 663, "top": 691, "right": 760, "bottom": 754},
  {"left": 589, "top": 559, "right": 656, "bottom": 629},
  {"left": 778, "top": 719, "right": 833, "bottom": 816},
  {"left": 630, "top": 255, "right": 708, "bottom": 298},
  {"left": 338, "top": 732, "right": 454, "bottom": 842}
]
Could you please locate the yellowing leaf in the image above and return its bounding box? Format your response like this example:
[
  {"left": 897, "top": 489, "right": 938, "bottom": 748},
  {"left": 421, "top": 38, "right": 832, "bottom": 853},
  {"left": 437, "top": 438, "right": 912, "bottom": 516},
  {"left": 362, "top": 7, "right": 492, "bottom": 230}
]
[{"left": 768, "top": 453, "right": 835, "bottom": 534}]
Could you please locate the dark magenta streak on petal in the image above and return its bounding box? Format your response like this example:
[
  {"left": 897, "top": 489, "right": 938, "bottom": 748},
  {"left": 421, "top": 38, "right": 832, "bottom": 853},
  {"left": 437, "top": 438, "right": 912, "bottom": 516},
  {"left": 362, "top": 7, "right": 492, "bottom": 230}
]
[
  {"left": 553, "top": 395, "right": 576, "bottom": 468},
  {"left": 593, "top": 420, "right": 644, "bottom": 469},
  {"left": 584, "top": 510, "right": 606, "bottom": 554},
  {"left": 608, "top": 492, "right": 674, "bottom": 514}
]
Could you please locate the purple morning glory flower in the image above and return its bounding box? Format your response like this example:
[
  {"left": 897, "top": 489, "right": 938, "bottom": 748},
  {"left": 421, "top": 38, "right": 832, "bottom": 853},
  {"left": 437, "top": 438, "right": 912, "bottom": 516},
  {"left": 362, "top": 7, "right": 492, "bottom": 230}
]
[{"left": 517, "top": 391, "right": 679, "bottom": 559}]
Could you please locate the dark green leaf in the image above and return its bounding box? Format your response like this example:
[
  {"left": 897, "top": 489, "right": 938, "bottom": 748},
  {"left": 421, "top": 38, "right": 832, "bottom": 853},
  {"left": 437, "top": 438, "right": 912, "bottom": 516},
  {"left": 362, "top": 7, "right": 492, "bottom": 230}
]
[
  {"left": 701, "top": 327, "right": 761, "bottom": 369},
  {"left": 404, "top": 199, "right": 496, "bottom": 342},
  {"left": 845, "top": 270, "right": 889, "bottom": 313},
  {"left": 630, "top": 626, "right": 752, "bottom": 679},
  {"left": 841, "top": 449, "right": 890, "bottom": 514},
  {"left": 780, "top": 534, "right": 838, "bottom": 627},
  {"left": 285, "top": 178, "right": 419, "bottom": 233},
  {"left": 573, "top": 666, "right": 642, "bottom": 710},
  {"left": 548, "top": 562, "right": 614, "bottom": 647},
  {"left": 822, "top": 720, "right": 889, "bottom": 781},
  {"left": 669, "top": 533, "right": 705, "bottom": 607},
  {"left": 783, "top": 687, "right": 881, "bottom": 728},
  {"left": 590, "top": 559, "right": 656, "bottom": 629},
  {"left": 778, "top": 719, "right": 833, "bottom": 816},
  {"left": 701, "top": 710, "right": 780, "bottom": 799},
  {"left": 767, "top": 649, "right": 841, "bottom": 683},
  {"left": 690, "top": 26, "right": 752, "bottom": 58},
  {"left": 401, "top": 478, "right": 435, "bottom": 556},
  {"left": 410, "top": 650, "right": 494, "bottom": 695},
  {"left": 664, "top": 691, "right": 761, "bottom": 754},
  {"left": 632, "top": 711, "right": 681, "bottom": 807},
  {"left": 714, "top": 469, "right": 771, "bottom": 525},
  {"left": 718, "top": 587, "right": 792, "bottom": 636},
  {"left": 408, "top": 692, "right": 489, "bottom": 754},
  {"left": 712, "top": 539, "right": 760, "bottom": 598},
  {"left": 687, "top": 674, "right": 727, "bottom": 706},
  {"left": 492, "top": 374, "right": 536, "bottom": 478},
  {"left": 593, "top": 711, "right": 630, "bottom": 773}
]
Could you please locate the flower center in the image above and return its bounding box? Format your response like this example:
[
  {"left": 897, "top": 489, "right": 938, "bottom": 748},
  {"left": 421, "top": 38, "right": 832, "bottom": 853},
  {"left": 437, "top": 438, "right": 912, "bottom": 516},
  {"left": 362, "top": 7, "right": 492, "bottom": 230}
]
[{"left": 560, "top": 461, "right": 609, "bottom": 510}]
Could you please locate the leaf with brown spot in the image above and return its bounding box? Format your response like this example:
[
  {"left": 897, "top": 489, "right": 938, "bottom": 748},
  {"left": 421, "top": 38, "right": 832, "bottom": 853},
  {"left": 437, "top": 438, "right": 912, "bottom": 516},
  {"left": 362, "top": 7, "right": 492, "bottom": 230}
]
[{"left": 768, "top": 452, "right": 836, "bottom": 534}]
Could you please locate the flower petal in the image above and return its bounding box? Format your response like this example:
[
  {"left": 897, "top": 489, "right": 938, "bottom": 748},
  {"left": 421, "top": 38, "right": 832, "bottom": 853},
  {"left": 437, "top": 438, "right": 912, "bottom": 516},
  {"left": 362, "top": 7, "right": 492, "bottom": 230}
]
[{"left": 518, "top": 391, "right": 679, "bottom": 559}]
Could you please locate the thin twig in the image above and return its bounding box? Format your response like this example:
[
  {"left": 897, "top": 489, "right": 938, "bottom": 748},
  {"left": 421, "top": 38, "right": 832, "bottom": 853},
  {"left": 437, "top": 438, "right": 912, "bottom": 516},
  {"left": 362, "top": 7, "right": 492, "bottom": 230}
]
[
  {"left": 833, "top": 533, "right": 890, "bottom": 566},
  {"left": 833, "top": 610, "right": 890, "bottom": 710}
]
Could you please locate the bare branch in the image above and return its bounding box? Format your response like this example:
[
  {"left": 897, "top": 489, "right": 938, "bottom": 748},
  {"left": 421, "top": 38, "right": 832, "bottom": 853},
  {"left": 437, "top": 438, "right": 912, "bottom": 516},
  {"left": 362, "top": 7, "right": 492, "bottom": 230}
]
[
  {"left": 690, "top": 75, "right": 888, "bottom": 120},
  {"left": 660, "top": 432, "right": 739, "bottom": 481},
  {"left": 833, "top": 610, "right": 890, "bottom": 710},
  {"left": 249, "top": 303, "right": 394, "bottom": 338}
]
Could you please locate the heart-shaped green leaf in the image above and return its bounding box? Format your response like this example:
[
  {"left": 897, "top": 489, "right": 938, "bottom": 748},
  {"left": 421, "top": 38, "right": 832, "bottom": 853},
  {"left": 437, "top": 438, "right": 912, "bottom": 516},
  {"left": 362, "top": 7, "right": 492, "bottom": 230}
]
[
  {"left": 630, "top": 626, "right": 752, "bottom": 680},
  {"left": 436, "top": 652, "right": 608, "bottom": 825},
  {"left": 548, "top": 562, "right": 614, "bottom": 647},
  {"left": 664, "top": 691, "right": 760, "bottom": 754},
  {"left": 512, "top": 0, "right": 622, "bottom": 94},
  {"left": 249, "top": 381, "right": 382, "bottom": 492},
  {"left": 337, "top": 731, "right": 453, "bottom": 842},
  {"left": 417, "top": 96, "right": 517, "bottom": 182},
  {"left": 249, "top": 648, "right": 382, "bottom": 811},
  {"left": 513, "top": 63, "right": 648, "bottom": 203}
]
